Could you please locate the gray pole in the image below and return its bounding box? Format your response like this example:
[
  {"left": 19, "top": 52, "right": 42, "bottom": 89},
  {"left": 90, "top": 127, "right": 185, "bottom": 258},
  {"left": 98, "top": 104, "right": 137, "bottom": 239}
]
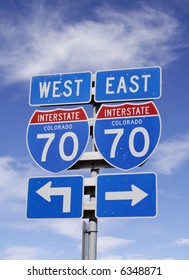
[
  {"left": 88, "top": 217, "right": 98, "bottom": 259},
  {"left": 87, "top": 94, "right": 99, "bottom": 260},
  {"left": 81, "top": 221, "right": 89, "bottom": 260},
  {"left": 88, "top": 169, "right": 98, "bottom": 260}
]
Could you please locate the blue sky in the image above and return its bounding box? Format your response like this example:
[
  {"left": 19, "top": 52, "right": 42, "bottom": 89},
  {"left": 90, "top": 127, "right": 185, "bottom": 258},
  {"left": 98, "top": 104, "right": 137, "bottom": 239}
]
[{"left": 0, "top": 0, "right": 189, "bottom": 260}]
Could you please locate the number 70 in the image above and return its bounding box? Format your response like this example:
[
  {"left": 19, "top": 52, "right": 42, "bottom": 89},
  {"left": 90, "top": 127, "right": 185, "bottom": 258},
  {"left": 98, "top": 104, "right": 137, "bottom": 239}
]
[
  {"left": 37, "top": 132, "right": 79, "bottom": 162},
  {"left": 104, "top": 127, "right": 150, "bottom": 158}
]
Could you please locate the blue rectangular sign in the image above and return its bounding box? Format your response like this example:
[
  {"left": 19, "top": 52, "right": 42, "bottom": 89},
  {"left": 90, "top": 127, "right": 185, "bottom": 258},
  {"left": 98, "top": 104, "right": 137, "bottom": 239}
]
[
  {"left": 96, "top": 173, "right": 157, "bottom": 218},
  {"left": 95, "top": 66, "right": 161, "bottom": 102},
  {"left": 29, "top": 72, "right": 92, "bottom": 106},
  {"left": 27, "top": 176, "right": 84, "bottom": 219}
]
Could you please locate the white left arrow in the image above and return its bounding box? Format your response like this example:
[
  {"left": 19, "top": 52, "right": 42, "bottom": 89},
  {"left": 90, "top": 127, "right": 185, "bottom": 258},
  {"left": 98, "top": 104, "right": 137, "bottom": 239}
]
[
  {"left": 36, "top": 181, "right": 71, "bottom": 213},
  {"left": 105, "top": 184, "right": 148, "bottom": 206}
]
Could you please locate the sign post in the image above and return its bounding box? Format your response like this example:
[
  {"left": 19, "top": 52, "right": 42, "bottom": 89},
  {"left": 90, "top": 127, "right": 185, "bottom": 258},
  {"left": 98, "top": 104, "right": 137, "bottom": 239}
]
[
  {"left": 81, "top": 221, "right": 89, "bottom": 260},
  {"left": 26, "top": 66, "right": 162, "bottom": 260},
  {"left": 87, "top": 100, "right": 99, "bottom": 260}
]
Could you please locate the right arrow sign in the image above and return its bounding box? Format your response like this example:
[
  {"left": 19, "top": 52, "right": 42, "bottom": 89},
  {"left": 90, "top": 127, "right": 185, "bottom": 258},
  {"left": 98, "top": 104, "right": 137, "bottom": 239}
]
[
  {"left": 96, "top": 173, "right": 157, "bottom": 218},
  {"left": 105, "top": 184, "right": 149, "bottom": 207}
]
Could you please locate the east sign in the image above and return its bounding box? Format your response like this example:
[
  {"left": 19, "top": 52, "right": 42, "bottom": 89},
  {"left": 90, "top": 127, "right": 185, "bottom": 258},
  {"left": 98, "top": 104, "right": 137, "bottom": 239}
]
[{"left": 95, "top": 66, "right": 161, "bottom": 102}]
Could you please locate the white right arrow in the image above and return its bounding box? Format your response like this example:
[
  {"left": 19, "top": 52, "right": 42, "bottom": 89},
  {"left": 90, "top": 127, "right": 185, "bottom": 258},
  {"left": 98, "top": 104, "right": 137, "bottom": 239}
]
[
  {"left": 36, "top": 181, "right": 71, "bottom": 213},
  {"left": 105, "top": 184, "right": 148, "bottom": 206}
]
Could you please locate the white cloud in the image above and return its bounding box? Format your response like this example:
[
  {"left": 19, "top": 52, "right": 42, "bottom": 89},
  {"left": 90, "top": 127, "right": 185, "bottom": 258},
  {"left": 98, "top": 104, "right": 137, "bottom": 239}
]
[
  {"left": 0, "top": 3, "right": 185, "bottom": 85},
  {"left": 4, "top": 245, "right": 40, "bottom": 260},
  {"left": 98, "top": 236, "right": 135, "bottom": 254},
  {"left": 99, "top": 254, "right": 123, "bottom": 260},
  {"left": 0, "top": 156, "right": 46, "bottom": 220},
  {"left": 41, "top": 220, "right": 83, "bottom": 240},
  {"left": 1, "top": 221, "right": 40, "bottom": 232},
  {"left": 151, "top": 133, "right": 189, "bottom": 175},
  {"left": 175, "top": 238, "right": 189, "bottom": 246},
  {"left": 0, "top": 155, "right": 84, "bottom": 243},
  {"left": 0, "top": 156, "right": 38, "bottom": 202},
  {"left": 100, "top": 253, "right": 150, "bottom": 260}
]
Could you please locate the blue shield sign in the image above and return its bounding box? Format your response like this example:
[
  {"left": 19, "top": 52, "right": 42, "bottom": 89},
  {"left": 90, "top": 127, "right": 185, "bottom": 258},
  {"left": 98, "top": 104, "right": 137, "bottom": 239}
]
[
  {"left": 96, "top": 173, "right": 157, "bottom": 218},
  {"left": 26, "top": 107, "right": 89, "bottom": 173},
  {"left": 29, "top": 72, "right": 92, "bottom": 106},
  {"left": 95, "top": 66, "right": 161, "bottom": 102},
  {"left": 27, "top": 176, "right": 83, "bottom": 219},
  {"left": 94, "top": 101, "right": 161, "bottom": 171}
]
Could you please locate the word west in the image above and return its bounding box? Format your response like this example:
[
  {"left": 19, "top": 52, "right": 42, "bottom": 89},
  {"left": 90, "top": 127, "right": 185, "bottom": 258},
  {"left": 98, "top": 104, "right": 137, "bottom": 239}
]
[
  {"left": 30, "top": 72, "right": 91, "bottom": 105},
  {"left": 39, "top": 79, "right": 83, "bottom": 98}
]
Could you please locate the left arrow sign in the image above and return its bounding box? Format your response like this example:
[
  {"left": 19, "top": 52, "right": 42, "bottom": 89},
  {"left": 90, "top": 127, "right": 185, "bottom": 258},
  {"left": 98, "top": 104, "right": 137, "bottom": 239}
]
[
  {"left": 36, "top": 181, "right": 71, "bottom": 213},
  {"left": 27, "top": 176, "right": 84, "bottom": 219}
]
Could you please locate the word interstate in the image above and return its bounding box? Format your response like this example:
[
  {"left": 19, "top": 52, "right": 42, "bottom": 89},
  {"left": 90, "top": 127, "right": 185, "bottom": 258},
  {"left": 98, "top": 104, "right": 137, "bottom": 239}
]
[
  {"left": 30, "top": 108, "right": 86, "bottom": 124},
  {"left": 98, "top": 102, "right": 158, "bottom": 119}
]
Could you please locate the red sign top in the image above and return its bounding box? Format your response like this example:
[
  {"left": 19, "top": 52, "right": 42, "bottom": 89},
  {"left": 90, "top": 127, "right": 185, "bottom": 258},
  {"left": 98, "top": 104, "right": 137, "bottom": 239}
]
[
  {"left": 30, "top": 107, "right": 88, "bottom": 124},
  {"left": 97, "top": 101, "right": 159, "bottom": 119}
]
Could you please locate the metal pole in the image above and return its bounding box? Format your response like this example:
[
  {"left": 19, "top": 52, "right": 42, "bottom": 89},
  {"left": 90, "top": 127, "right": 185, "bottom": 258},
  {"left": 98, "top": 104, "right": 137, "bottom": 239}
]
[
  {"left": 88, "top": 217, "right": 98, "bottom": 259},
  {"left": 88, "top": 169, "right": 98, "bottom": 260},
  {"left": 81, "top": 221, "right": 89, "bottom": 260},
  {"left": 80, "top": 81, "right": 99, "bottom": 260},
  {"left": 87, "top": 94, "right": 99, "bottom": 260}
]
